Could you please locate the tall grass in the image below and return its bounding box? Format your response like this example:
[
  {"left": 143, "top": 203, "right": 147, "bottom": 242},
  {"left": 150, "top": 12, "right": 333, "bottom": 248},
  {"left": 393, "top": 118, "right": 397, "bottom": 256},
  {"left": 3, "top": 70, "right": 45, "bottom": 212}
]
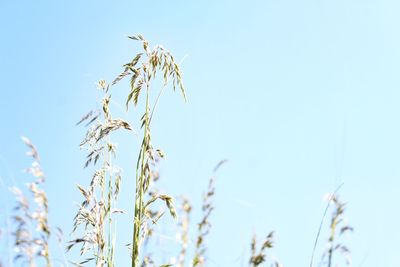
[
  {"left": 322, "top": 194, "right": 353, "bottom": 267},
  {"left": 10, "top": 137, "right": 52, "bottom": 267},
  {"left": 193, "top": 160, "right": 226, "bottom": 266},
  {"left": 111, "top": 34, "right": 186, "bottom": 267},
  {"left": 1, "top": 34, "right": 354, "bottom": 267},
  {"left": 68, "top": 81, "right": 131, "bottom": 266},
  {"left": 176, "top": 197, "right": 191, "bottom": 267}
]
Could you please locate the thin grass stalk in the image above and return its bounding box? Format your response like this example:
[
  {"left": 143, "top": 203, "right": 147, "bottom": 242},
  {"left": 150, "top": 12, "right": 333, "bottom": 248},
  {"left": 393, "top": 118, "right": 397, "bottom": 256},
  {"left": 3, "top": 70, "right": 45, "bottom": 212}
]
[
  {"left": 310, "top": 184, "right": 343, "bottom": 267},
  {"left": 111, "top": 34, "right": 185, "bottom": 267},
  {"left": 70, "top": 81, "right": 131, "bottom": 266},
  {"left": 327, "top": 222, "right": 335, "bottom": 267},
  {"left": 328, "top": 195, "right": 352, "bottom": 267},
  {"left": 11, "top": 137, "right": 52, "bottom": 267},
  {"left": 176, "top": 197, "right": 191, "bottom": 267},
  {"left": 132, "top": 87, "right": 150, "bottom": 267},
  {"left": 193, "top": 160, "right": 227, "bottom": 266},
  {"left": 319, "top": 193, "right": 353, "bottom": 267},
  {"left": 106, "top": 138, "right": 115, "bottom": 266}
]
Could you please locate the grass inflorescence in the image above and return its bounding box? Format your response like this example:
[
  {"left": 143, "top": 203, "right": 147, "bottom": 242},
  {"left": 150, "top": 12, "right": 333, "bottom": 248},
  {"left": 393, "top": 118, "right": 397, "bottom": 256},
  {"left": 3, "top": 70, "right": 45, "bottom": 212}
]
[
  {"left": 249, "top": 232, "right": 280, "bottom": 267},
  {"left": 0, "top": 34, "right": 357, "bottom": 267},
  {"left": 112, "top": 34, "right": 186, "bottom": 267},
  {"left": 10, "top": 137, "right": 52, "bottom": 267},
  {"left": 68, "top": 81, "right": 131, "bottom": 267},
  {"left": 321, "top": 194, "right": 353, "bottom": 267}
]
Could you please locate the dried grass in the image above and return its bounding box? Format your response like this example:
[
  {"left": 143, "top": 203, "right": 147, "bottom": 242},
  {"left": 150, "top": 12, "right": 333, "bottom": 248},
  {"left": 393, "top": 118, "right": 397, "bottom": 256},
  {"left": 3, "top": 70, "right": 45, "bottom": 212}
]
[
  {"left": 10, "top": 137, "right": 52, "bottom": 267},
  {"left": 193, "top": 160, "right": 227, "bottom": 266},
  {"left": 112, "top": 34, "right": 186, "bottom": 267},
  {"left": 68, "top": 81, "right": 130, "bottom": 267},
  {"left": 0, "top": 34, "right": 358, "bottom": 267},
  {"left": 320, "top": 194, "right": 353, "bottom": 267},
  {"left": 176, "top": 197, "right": 191, "bottom": 267},
  {"left": 249, "top": 232, "right": 280, "bottom": 267}
]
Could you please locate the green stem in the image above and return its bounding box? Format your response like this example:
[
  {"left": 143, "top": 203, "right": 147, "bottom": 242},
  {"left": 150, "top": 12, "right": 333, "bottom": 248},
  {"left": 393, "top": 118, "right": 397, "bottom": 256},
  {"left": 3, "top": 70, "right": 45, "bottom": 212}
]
[
  {"left": 44, "top": 243, "right": 52, "bottom": 267},
  {"left": 131, "top": 85, "right": 150, "bottom": 267},
  {"left": 107, "top": 142, "right": 113, "bottom": 267},
  {"left": 327, "top": 218, "right": 337, "bottom": 267}
]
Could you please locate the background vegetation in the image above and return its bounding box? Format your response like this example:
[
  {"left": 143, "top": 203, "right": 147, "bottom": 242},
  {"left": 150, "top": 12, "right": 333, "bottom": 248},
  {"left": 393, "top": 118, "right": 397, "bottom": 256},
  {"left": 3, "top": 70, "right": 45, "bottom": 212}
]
[
  {"left": 1, "top": 35, "right": 351, "bottom": 267},
  {"left": 1, "top": 1, "right": 399, "bottom": 266}
]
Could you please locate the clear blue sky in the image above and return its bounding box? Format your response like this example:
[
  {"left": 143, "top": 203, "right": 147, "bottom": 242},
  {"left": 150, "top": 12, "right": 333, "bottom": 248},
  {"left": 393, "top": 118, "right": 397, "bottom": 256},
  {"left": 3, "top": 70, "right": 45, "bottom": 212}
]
[{"left": 1, "top": 0, "right": 400, "bottom": 266}]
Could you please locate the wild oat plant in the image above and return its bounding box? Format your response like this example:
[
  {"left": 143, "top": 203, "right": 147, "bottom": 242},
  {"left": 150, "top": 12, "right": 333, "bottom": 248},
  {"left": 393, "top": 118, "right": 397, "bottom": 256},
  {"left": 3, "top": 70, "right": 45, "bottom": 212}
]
[
  {"left": 1, "top": 34, "right": 357, "bottom": 267},
  {"left": 112, "top": 34, "right": 185, "bottom": 267},
  {"left": 138, "top": 154, "right": 173, "bottom": 267},
  {"left": 10, "top": 137, "right": 52, "bottom": 267},
  {"left": 68, "top": 34, "right": 186, "bottom": 267},
  {"left": 319, "top": 194, "right": 353, "bottom": 267},
  {"left": 192, "top": 160, "right": 227, "bottom": 267},
  {"left": 67, "top": 81, "right": 131, "bottom": 267}
]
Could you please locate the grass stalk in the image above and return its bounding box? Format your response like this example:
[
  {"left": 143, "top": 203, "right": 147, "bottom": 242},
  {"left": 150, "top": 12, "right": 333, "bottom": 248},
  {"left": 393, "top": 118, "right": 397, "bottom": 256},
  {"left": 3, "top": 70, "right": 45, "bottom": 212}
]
[
  {"left": 193, "top": 160, "right": 227, "bottom": 266},
  {"left": 10, "top": 137, "right": 52, "bottom": 267},
  {"left": 314, "top": 193, "right": 353, "bottom": 267},
  {"left": 70, "top": 81, "right": 131, "bottom": 266},
  {"left": 111, "top": 34, "right": 186, "bottom": 267}
]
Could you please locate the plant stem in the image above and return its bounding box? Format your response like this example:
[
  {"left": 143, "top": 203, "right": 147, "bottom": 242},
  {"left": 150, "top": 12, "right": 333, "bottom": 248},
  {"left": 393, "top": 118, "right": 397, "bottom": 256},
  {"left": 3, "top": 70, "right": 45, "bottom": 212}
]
[
  {"left": 327, "top": 217, "right": 337, "bottom": 267},
  {"left": 131, "top": 85, "right": 150, "bottom": 267},
  {"left": 107, "top": 139, "right": 113, "bottom": 267}
]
